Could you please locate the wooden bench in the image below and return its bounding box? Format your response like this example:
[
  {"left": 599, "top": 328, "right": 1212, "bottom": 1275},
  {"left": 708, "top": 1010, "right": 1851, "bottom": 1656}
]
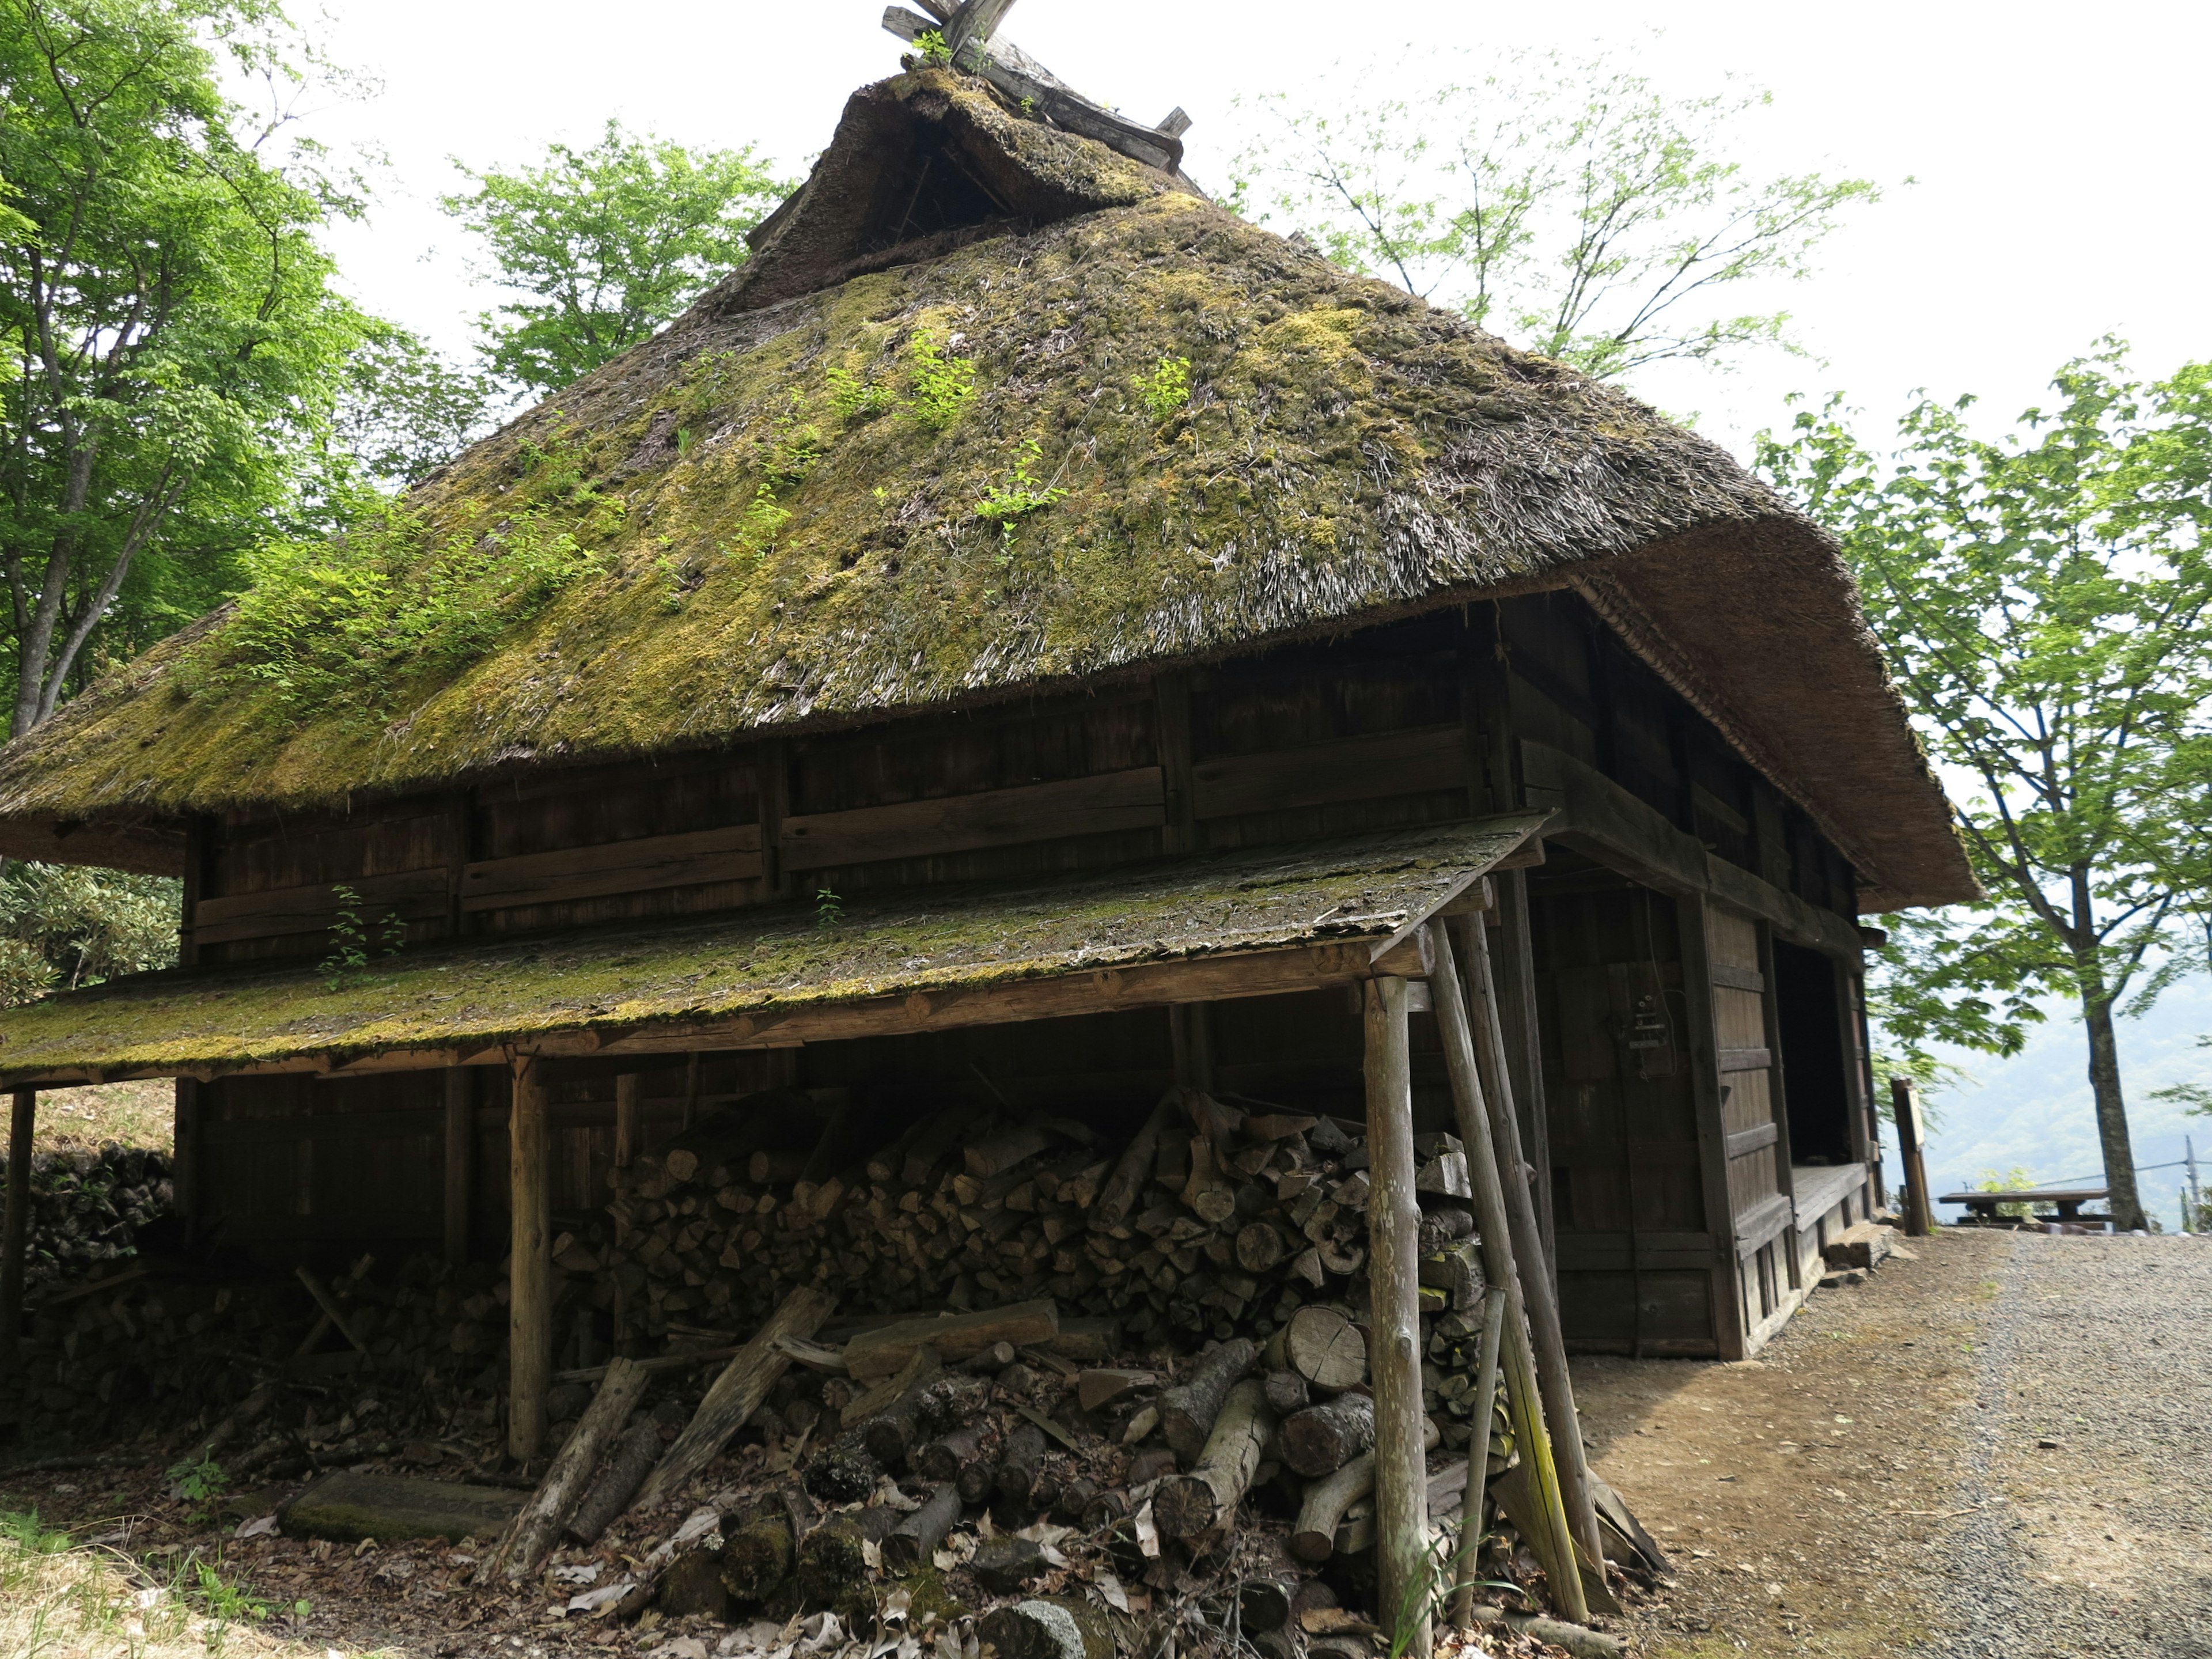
[{"left": 1938, "top": 1186, "right": 2108, "bottom": 1224}]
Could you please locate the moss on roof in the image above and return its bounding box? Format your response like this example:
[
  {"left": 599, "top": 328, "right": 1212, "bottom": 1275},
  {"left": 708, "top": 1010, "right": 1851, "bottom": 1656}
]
[
  {"left": 0, "top": 69, "right": 1783, "bottom": 824},
  {"left": 0, "top": 816, "right": 1544, "bottom": 1086}
]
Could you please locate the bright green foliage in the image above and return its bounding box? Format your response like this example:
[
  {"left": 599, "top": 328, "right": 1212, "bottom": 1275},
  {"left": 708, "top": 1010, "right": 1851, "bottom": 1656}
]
[
  {"left": 976, "top": 438, "right": 1069, "bottom": 554},
  {"left": 912, "top": 28, "right": 953, "bottom": 66},
  {"left": 164, "top": 1456, "right": 229, "bottom": 1505},
  {"left": 442, "top": 120, "right": 792, "bottom": 397},
  {"left": 0, "top": 0, "right": 382, "bottom": 740},
  {"left": 0, "top": 862, "right": 180, "bottom": 1003},
  {"left": 316, "top": 884, "right": 403, "bottom": 991},
  {"left": 826, "top": 365, "right": 896, "bottom": 421},
  {"left": 327, "top": 321, "right": 500, "bottom": 494},
  {"left": 1134, "top": 355, "right": 1194, "bottom": 421},
  {"left": 1229, "top": 48, "right": 1877, "bottom": 381},
  {"left": 903, "top": 329, "right": 979, "bottom": 432},
  {"left": 1974, "top": 1168, "right": 2040, "bottom": 1220},
  {"left": 1759, "top": 347, "right": 2212, "bottom": 1231}
]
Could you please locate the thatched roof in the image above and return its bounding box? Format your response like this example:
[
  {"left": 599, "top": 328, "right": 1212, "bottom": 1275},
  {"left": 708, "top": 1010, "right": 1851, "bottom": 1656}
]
[
  {"left": 0, "top": 816, "right": 1542, "bottom": 1088},
  {"left": 0, "top": 66, "right": 1971, "bottom": 910}
]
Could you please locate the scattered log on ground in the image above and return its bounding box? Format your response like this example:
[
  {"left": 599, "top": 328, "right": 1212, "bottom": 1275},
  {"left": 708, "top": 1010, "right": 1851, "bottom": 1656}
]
[
  {"left": 279, "top": 1472, "right": 525, "bottom": 1544},
  {"left": 844, "top": 1299, "right": 1057, "bottom": 1380},
  {"left": 1160, "top": 1337, "right": 1257, "bottom": 1460},
  {"left": 996, "top": 1421, "right": 1049, "bottom": 1507},
  {"left": 494, "top": 1354, "right": 651, "bottom": 1580},
  {"left": 568, "top": 1415, "right": 662, "bottom": 1544},
  {"left": 718, "top": 1509, "right": 794, "bottom": 1601},
  {"left": 1264, "top": 1369, "right": 1311, "bottom": 1416},
  {"left": 1153, "top": 1377, "right": 1270, "bottom": 1540},
  {"left": 912, "top": 1423, "right": 984, "bottom": 1483},
  {"left": 639, "top": 1283, "right": 836, "bottom": 1506},
  {"left": 884, "top": 1482, "right": 961, "bottom": 1566}
]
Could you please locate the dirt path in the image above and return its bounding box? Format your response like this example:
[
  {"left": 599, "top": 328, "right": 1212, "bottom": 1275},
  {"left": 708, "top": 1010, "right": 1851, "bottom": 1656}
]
[{"left": 1572, "top": 1228, "right": 2212, "bottom": 1658}]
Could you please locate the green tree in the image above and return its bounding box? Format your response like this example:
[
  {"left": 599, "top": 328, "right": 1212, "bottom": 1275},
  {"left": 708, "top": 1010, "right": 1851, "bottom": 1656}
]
[
  {"left": 0, "top": 861, "right": 180, "bottom": 1005},
  {"left": 1759, "top": 348, "right": 2212, "bottom": 1232},
  {"left": 0, "top": 0, "right": 380, "bottom": 740},
  {"left": 1228, "top": 47, "right": 1878, "bottom": 381},
  {"left": 441, "top": 120, "right": 791, "bottom": 397}
]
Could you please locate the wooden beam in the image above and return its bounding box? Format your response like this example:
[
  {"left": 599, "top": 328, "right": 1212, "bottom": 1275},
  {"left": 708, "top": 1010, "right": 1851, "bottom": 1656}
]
[
  {"left": 443, "top": 1067, "right": 474, "bottom": 1267},
  {"left": 1425, "top": 924, "right": 1584, "bottom": 1623},
  {"left": 945, "top": 0, "right": 1017, "bottom": 56},
  {"left": 1676, "top": 897, "right": 1749, "bottom": 1361},
  {"left": 1455, "top": 910, "right": 1608, "bottom": 1593},
  {"left": 509, "top": 1054, "right": 553, "bottom": 1462},
  {"left": 1194, "top": 726, "right": 1462, "bottom": 821},
  {"left": 779, "top": 768, "right": 1163, "bottom": 871},
  {"left": 1362, "top": 976, "right": 1430, "bottom": 1659},
  {"left": 2, "top": 1088, "right": 32, "bottom": 1362},
  {"left": 462, "top": 825, "right": 763, "bottom": 913}
]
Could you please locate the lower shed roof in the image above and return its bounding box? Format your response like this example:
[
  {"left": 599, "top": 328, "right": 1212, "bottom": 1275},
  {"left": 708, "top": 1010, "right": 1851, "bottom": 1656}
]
[{"left": 0, "top": 815, "right": 1547, "bottom": 1089}]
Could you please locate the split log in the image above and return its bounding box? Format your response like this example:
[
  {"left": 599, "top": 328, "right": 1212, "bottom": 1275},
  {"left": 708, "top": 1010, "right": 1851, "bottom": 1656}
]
[
  {"left": 495, "top": 1355, "right": 651, "bottom": 1581},
  {"left": 1181, "top": 1137, "right": 1238, "bottom": 1225},
  {"left": 717, "top": 1509, "right": 794, "bottom": 1601},
  {"left": 1090, "top": 1094, "right": 1175, "bottom": 1230},
  {"left": 1284, "top": 1305, "right": 1366, "bottom": 1391},
  {"left": 1281, "top": 1391, "right": 1374, "bottom": 1477},
  {"left": 1078, "top": 1369, "right": 1154, "bottom": 1412},
  {"left": 1153, "top": 1377, "right": 1270, "bottom": 1539},
  {"left": 884, "top": 1482, "right": 961, "bottom": 1566},
  {"left": 568, "top": 1416, "right": 662, "bottom": 1544},
  {"left": 638, "top": 1283, "right": 836, "bottom": 1506},
  {"left": 1234, "top": 1221, "right": 1287, "bottom": 1273},
  {"left": 1159, "top": 1337, "right": 1257, "bottom": 1460},
  {"left": 1264, "top": 1370, "right": 1311, "bottom": 1416}
]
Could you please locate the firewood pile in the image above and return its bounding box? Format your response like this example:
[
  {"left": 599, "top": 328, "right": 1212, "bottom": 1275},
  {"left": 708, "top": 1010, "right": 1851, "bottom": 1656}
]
[{"left": 0, "top": 1142, "right": 172, "bottom": 1298}]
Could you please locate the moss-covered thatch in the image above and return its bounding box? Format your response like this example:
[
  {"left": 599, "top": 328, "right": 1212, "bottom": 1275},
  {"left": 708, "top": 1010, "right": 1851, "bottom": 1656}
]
[
  {"left": 0, "top": 68, "right": 1971, "bottom": 908},
  {"left": 0, "top": 817, "right": 1541, "bottom": 1087}
]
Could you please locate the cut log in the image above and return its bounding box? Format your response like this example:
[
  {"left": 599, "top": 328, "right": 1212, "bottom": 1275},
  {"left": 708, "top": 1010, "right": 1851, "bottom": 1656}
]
[
  {"left": 1264, "top": 1370, "right": 1311, "bottom": 1417},
  {"left": 1234, "top": 1221, "right": 1287, "bottom": 1274},
  {"left": 884, "top": 1482, "right": 960, "bottom": 1567},
  {"left": 1288, "top": 1417, "right": 1439, "bottom": 1562},
  {"left": 279, "top": 1472, "right": 525, "bottom": 1544},
  {"left": 1078, "top": 1368, "right": 1154, "bottom": 1412},
  {"left": 966, "top": 1121, "right": 1051, "bottom": 1177},
  {"left": 1284, "top": 1305, "right": 1366, "bottom": 1391},
  {"left": 1181, "top": 1137, "right": 1239, "bottom": 1225},
  {"left": 568, "top": 1415, "right": 662, "bottom": 1544},
  {"left": 1153, "top": 1377, "right": 1270, "bottom": 1539},
  {"left": 717, "top": 1509, "right": 794, "bottom": 1602},
  {"left": 996, "top": 1421, "right": 1048, "bottom": 1507},
  {"left": 912, "top": 1423, "right": 984, "bottom": 1483},
  {"left": 658, "top": 1548, "right": 729, "bottom": 1619},
  {"left": 1281, "top": 1391, "right": 1375, "bottom": 1478},
  {"left": 843, "top": 1299, "right": 1056, "bottom": 1379},
  {"left": 979, "top": 1599, "right": 1088, "bottom": 1659},
  {"left": 638, "top": 1283, "right": 836, "bottom": 1506},
  {"left": 859, "top": 1348, "right": 948, "bottom": 1465},
  {"left": 495, "top": 1355, "right": 651, "bottom": 1580},
  {"left": 1159, "top": 1337, "right": 1257, "bottom": 1460},
  {"left": 794, "top": 1513, "right": 871, "bottom": 1614},
  {"left": 1090, "top": 1094, "right": 1175, "bottom": 1231}
]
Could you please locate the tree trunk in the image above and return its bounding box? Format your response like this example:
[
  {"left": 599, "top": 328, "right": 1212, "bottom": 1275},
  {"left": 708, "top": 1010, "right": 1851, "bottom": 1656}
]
[{"left": 2079, "top": 972, "right": 2145, "bottom": 1230}]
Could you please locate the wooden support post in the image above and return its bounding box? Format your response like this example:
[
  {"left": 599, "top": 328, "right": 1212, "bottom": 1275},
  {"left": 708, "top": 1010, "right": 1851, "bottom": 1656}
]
[
  {"left": 614, "top": 1073, "right": 642, "bottom": 1172},
  {"left": 173, "top": 1077, "right": 202, "bottom": 1244},
  {"left": 1362, "top": 975, "right": 1431, "bottom": 1659},
  {"left": 1427, "top": 924, "right": 1586, "bottom": 1625},
  {"left": 1154, "top": 672, "right": 1196, "bottom": 856},
  {"left": 444, "top": 1067, "right": 474, "bottom": 1267},
  {"left": 1676, "top": 896, "right": 1750, "bottom": 1358},
  {"left": 1452, "top": 911, "right": 1608, "bottom": 1604},
  {"left": 2, "top": 1088, "right": 33, "bottom": 1362},
  {"left": 1168, "top": 1002, "right": 1214, "bottom": 1093},
  {"left": 509, "top": 1054, "right": 552, "bottom": 1463},
  {"left": 1452, "top": 1287, "right": 1509, "bottom": 1627},
  {"left": 1892, "top": 1077, "right": 1934, "bottom": 1237}
]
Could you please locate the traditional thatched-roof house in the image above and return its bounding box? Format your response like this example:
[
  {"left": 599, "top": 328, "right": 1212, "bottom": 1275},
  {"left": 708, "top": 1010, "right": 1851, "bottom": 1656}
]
[{"left": 0, "top": 21, "right": 1968, "bottom": 1635}]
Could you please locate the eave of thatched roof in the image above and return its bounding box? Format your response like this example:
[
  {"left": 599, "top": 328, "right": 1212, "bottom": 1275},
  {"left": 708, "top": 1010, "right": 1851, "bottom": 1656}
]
[
  {"left": 0, "top": 67, "right": 1974, "bottom": 910},
  {"left": 0, "top": 816, "right": 1545, "bottom": 1088}
]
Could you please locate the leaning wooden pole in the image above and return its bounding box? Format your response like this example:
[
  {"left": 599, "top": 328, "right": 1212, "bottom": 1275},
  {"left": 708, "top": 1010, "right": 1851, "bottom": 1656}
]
[
  {"left": 509, "top": 1054, "right": 552, "bottom": 1463},
  {"left": 1362, "top": 975, "right": 1432, "bottom": 1659},
  {"left": 1892, "top": 1077, "right": 1935, "bottom": 1238},
  {"left": 1455, "top": 909, "right": 1607, "bottom": 1581},
  {"left": 2, "top": 1088, "right": 34, "bottom": 1362},
  {"left": 1450, "top": 1286, "right": 1508, "bottom": 1628},
  {"left": 1426, "top": 922, "right": 1587, "bottom": 1624}
]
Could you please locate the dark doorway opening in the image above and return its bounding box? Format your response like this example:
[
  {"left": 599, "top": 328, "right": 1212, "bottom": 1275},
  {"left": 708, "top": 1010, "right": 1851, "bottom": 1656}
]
[{"left": 1773, "top": 941, "right": 1851, "bottom": 1164}]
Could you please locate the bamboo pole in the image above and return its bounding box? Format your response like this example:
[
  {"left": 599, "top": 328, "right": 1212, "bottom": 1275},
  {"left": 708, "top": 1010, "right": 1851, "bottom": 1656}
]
[
  {"left": 1451, "top": 1286, "right": 1508, "bottom": 1627},
  {"left": 1454, "top": 910, "right": 1607, "bottom": 1580},
  {"left": 1426, "top": 922, "right": 1586, "bottom": 1624},
  {"left": 2, "top": 1089, "right": 34, "bottom": 1362},
  {"left": 510, "top": 1055, "right": 552, "bottom": 1462},
  {"left": 444, "top": 1067, "right": 474, "bottom": 1267},
  {"left": 1362, "top": 975, "right": 1431, "bottom": 1659}
]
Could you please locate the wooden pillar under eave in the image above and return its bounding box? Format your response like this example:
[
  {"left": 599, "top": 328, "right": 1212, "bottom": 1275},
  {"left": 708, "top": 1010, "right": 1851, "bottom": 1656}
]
[
  {"left": 2, "top": 1089, "right": 34, "bottom": 1362},
  {"left": 443, "top": 1067, "right": 474, "bottom": 1267},
  {"left": 509, "top": 1054, "right": 552, "bottom": 1463},
  {"left": 1362, "top": 976, "right": 1432, "bottom": 1659}
]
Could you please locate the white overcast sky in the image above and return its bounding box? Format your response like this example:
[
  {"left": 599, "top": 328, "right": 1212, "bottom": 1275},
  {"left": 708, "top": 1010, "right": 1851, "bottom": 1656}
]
[
  {"left": 298, "top": 0, "right": 2210, "bottom": 459},
  {"left": 291, "top": 0, "right": 2212, "bottom": 1214}
]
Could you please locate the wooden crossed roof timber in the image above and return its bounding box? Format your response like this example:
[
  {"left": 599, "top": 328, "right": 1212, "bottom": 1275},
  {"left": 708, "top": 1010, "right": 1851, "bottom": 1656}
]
[{"left": 882, "top": 0, "right": 1194, "bottom": 176}]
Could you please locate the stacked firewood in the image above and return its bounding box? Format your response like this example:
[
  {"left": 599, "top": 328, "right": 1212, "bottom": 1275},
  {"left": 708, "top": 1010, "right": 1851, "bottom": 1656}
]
[
  {"left": 582, "top": 1090, "right": 1487, "bottom": 1393},
  {"left": 0, "top": 1142, "right": 172, "bottom": 1298}
]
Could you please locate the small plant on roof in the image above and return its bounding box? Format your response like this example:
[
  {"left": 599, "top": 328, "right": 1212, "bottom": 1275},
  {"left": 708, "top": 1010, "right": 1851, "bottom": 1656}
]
[
  {"left": 903, "top": 329, "right": 977, "bottom": 433},
  {"left": 726, "top": 482, "right": 793, "bottom": 566},
  {"left": 318, "top": 886, "right": 404, "bottom": 991},
  {"left": 1134, "top": 353, "right": 1193, "bottom": 422},
  {"left": 765, "top": 393, "right": 825, "bottom": 488},
  {"left": 816, "top": 886, "right": 844, "bottom": 928},
  {"left": 976, "top": 437, "right": 1068, "bottom": 554},
  {"left": 826, "top": 364, "right": 895, "bottom": 421},
  {"left": 912, "top": 28, "right": 954, "bottom": 66}
]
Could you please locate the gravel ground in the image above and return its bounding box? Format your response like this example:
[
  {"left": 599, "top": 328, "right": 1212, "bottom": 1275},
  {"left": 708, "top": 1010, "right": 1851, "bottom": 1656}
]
[{"left": 1919, "top": 1231, "right": 2212, "bottom": 1658}]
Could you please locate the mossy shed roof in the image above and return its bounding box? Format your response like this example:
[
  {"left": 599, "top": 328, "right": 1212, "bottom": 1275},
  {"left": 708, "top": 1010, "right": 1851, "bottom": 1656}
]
[
  {"left": 0, "top": 816, "right": 1543, "bottom": 1088},
  {"left": 0, "top": 68, "right": 1970, "bottom": 910}
]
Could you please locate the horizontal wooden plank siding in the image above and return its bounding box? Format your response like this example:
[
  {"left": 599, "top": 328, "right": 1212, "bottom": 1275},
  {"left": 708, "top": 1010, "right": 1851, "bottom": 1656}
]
[
  {"left": 1718, "top": 1046, "right": 1774, "bottom": 1073},
  {"left": 194, "top": 868, "right": 449, "bottom": 946},
  {"left": 1192, "top": 725, "right": 1464, "bottom": 820},
  {"left": 779, "top": 767, "right": 1165, "bottom": 868},
  {"left": 463, "top": 825, "right": 764, "bottom": 912}
]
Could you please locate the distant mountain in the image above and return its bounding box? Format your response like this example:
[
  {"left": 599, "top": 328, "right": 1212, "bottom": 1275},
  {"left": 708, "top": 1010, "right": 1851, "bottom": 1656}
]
[{"left": 1880, "top": 974, "right": 2212, "bottom": 1231}]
